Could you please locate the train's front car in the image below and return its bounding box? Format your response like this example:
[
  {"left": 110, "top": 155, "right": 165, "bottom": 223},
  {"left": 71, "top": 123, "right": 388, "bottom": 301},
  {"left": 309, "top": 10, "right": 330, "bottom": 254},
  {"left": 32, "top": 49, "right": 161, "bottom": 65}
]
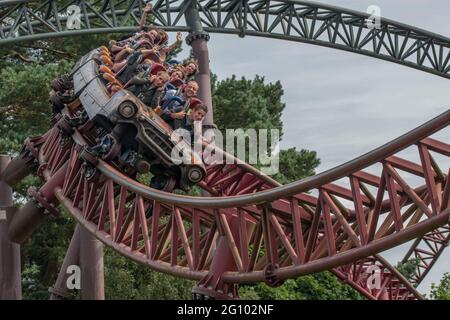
[{"left": 49, "top": 46, "right": 206, "bottom": 193}]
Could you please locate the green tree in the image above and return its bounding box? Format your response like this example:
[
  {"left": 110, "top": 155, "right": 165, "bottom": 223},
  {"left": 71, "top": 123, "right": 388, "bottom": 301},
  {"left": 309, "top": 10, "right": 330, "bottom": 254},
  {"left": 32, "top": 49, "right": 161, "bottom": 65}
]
[
  {"left": 275, "top": 148, "right": 321, "bottom": 184},
  {"left": 21, "top": 211, "right": 75, "bottom": 299},
  {"left": 0, "top": 63, "right": 68, "bottom": 155},
  {"left": 429, "top": 272, "right": 450, "bottom": 300},
  {"left": 396, "top": 258, "right": 420, "bottom": 284},
  {"left": 212, "top": 74, "right": 284, "bottom": 137},
  {"left": 240, "top": 272, "right": 362, "bottom": 300},
  {"left": 104, "top": 248, "right": 194, "bottom": 300}
]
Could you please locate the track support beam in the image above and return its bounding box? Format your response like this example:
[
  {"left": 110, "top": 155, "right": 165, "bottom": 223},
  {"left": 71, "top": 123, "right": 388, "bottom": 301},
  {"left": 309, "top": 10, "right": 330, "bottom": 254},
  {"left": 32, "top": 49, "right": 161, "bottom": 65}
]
[
  {"left": 0, "top": 155, "right": 22, "bottom": 299},
  {"left": 185, "top": 0, "right": 214, "bottom": 127},
  {"left": 49, "top": 226, "right": 81, "bottom": 300},
  {"left": 79, "top": 227, "right": 105, "bottom": 300}
]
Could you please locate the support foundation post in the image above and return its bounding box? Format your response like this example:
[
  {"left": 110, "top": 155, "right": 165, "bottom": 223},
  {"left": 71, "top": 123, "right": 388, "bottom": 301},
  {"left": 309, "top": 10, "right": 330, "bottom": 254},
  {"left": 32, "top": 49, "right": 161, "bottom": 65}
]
[{"left": 0, "top": 155, "right": 22, "bottom": 299}]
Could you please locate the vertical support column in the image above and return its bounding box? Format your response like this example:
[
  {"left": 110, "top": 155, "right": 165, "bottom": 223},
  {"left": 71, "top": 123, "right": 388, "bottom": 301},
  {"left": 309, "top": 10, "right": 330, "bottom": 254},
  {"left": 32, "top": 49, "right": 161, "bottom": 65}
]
[
  {"left": 185, "top": 0, "right": 214, "bottom": 126},
  {"left": 79, "top": 226, "right": 105, "bottom": 300},
  {"left": 0, "top": 155, "right": 22, "bottom": 299},
  {"left": 49, "top": 226, "right": 81, "bottom": 300},
  {"left": 193, "top": 213, "right": 239, "bottom": 299},
  {"left": 185, "top": 1, "right": 239, "bottom": 300}
]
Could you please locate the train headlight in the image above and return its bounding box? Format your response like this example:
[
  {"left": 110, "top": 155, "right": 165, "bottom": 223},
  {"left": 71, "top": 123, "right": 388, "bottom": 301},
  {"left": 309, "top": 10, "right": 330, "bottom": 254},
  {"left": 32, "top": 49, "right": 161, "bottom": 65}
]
[
  {"left": 186, "top": 165, "right": 205, "bottom": 183},
  {"left": 118, "top": 101, "right": 138, "bottom": 119}
]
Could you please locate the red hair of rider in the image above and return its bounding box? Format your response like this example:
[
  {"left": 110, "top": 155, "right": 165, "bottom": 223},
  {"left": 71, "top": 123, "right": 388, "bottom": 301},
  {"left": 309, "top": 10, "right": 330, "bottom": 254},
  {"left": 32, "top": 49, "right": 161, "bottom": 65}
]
[
  {"left": 186, "top": 97, "right": 204, "bottom": 110},
  {"left": 150, "top": 63, "right": 167, "bottom": 75}
]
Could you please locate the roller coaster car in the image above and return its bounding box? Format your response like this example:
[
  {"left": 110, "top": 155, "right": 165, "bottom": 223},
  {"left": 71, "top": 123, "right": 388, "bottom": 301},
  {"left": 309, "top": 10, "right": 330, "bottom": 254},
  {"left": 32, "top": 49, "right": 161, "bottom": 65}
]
[{"left": 51, "top": 48, "right": 206, "bottom": 192}]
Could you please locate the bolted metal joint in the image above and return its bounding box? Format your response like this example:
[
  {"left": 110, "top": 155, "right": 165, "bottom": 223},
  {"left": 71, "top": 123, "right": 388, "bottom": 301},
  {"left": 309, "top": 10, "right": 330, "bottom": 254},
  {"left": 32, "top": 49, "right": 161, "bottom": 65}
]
[
  {"left": 28, "top": 186, "right": 59, "bottom": 217},
  {"left": 23, "top": 138, "right": 40, "bottom": 161},
  {"left": 79, "top": 147, "right": 99, "bottom": 166},
  {"left": 56, "top": 115, "right": 76, "bottom": 135},
  {"left": 193, "top": 273, "right": 239, "bottom": 300},
  {"left": 36, "top": 163, "right": 48, "bottom": 182},
  {"left": 263, "top": 263, "right": 285, "bottom": 288},
  {"left": 192, "top": 283, "right": 238, "bottom": 300},
  {"left": 185, "top": 32, "right": 210, "bottom": 46}
]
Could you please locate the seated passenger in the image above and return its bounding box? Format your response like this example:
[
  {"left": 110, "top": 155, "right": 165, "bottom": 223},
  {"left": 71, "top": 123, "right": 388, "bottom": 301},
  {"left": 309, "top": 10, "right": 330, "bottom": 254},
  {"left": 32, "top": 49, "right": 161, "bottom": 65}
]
[
  {"left": 163, "top": 80, "right": 199, "bottom": 106},
  {"left": 109, "top": 39, "right": 136, "bottom": 54},
  {"left": 149, "top": 101, "right": 208, "bottom": 192},
  {"left": 108, "top": 31, "right": 150, "bottom": 58},
  {"left": 112, "top": 43, "right": 158, "bottom": 74},
  {"left": 157, "top": 32, "right": 183, "bottom": 63},
  {"left": 169, "top": 65, "right": 186, "bottom": 81},
  {"left": 114, "top": 35, "right": 155, "bottom": 61},
  {"left": 164, "top": 65, "right": 186, "bottom": 91},
  {"left": 182, "top": 59, "right": 199, "bottom": 81},
  {"left": 181, "top": 99, "right": 208, "bottom": 143},
  {"left": 116, "top": 49, "right": 155, "bottom": 84},
  {"left": 138, "top": 3, "right": 169, "bottom": 47},
  {"left": 127, "top": 63, "right": 169, "bottom": 110},
  {"left": 161, "top": 80, "right": 199, "bottom": 128}
]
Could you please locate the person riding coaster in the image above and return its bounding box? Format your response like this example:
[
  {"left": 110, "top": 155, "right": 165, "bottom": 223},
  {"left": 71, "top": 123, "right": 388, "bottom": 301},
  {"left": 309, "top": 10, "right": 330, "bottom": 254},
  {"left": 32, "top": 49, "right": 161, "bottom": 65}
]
[
  {"left": 89, "top": 94, "right": 207, "bottom": 192},
  {"left": 89, "top": 62, "right": 205, "bottom": 191},
  {"left": 53, "top": 2, "right": 208, "bottom": 192}
]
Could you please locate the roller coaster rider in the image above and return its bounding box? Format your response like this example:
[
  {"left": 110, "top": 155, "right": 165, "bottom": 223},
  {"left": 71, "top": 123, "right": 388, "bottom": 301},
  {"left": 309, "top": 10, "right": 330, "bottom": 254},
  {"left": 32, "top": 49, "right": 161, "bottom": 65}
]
[
  {"left": 161, "top": 80, "right": 199, "bottom": 128},
  {"left": 88, "top": 2, "right": 207, "bottom": 191},
  {"left": 91, "top": 64, "right": 170, "bottom": 158}
]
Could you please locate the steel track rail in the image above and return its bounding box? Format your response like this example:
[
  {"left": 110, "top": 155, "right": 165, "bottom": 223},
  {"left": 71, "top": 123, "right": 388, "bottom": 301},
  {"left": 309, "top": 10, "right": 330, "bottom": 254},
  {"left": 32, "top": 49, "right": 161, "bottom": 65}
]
[
  {"left": 1, "top": 0, "right": 449, "bottom": 78},
  {"left": 34, "top": 109, "right": 449, "bottom": 293}
]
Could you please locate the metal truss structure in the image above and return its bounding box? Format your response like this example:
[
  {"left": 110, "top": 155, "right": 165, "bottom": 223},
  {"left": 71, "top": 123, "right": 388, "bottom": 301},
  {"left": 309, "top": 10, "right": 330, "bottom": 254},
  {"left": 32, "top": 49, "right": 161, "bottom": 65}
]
[
  {"left": 0, "top": 0, "right": 449, "bottom": 301},
  {"left": 11, "top": 109, "right": 448, "bottom": 300},
  {"left": 1, "top": 0, "right": 450, "bottom": 79}
]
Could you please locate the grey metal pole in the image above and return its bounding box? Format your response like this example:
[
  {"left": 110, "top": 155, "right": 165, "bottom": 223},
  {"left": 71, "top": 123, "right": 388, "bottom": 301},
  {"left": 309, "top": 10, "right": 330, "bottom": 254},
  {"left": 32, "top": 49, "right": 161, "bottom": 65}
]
[
  {"left": 0, "top": 155, "right": 22, "bottom": 299},
  {"left": 79, "top": 226, "right": 105, "bottom": 300},
  {"left": 184, "top": 1, "right": 242, "bottom": 300},
  {"left": 185, "top": 1, "right": 214, "bottom": 127},
  {"left": 49, "top": 225, "right": 81, "bottom": 300}
]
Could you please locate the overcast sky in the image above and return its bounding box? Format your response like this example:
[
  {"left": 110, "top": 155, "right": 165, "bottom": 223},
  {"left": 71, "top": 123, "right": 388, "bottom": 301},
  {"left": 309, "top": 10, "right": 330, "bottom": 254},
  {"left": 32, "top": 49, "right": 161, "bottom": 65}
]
[{"left": 173, "top": 0, "right": 450, "bottom": 295}]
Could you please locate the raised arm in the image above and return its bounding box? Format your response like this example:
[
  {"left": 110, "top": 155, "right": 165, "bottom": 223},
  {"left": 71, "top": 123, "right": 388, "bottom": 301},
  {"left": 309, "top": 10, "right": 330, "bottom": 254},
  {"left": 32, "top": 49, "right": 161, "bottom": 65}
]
[
  {"left": 139, "top": 3, "right": 153, "bottom": 31},
  {"left": 162, "top": 32, "right": 183, "bottom": 53},
  {"left": 130, "top": 72, "right": 151, "bottom": 85},
  {"left": 114, "top": 47, "right": 133, "bottom": 62}
]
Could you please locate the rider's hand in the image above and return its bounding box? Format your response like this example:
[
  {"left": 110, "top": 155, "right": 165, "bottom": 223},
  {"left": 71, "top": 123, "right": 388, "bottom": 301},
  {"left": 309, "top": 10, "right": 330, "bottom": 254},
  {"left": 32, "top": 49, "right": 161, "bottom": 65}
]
[
  {"left": 144, "top": 3, "right": 153, "bottom": 13},
  {"left": 176, "top": 32, "right": 182, "bottom": 43},
  {"left": 171, "top": 111, "right": 185, "bottom": 119}
]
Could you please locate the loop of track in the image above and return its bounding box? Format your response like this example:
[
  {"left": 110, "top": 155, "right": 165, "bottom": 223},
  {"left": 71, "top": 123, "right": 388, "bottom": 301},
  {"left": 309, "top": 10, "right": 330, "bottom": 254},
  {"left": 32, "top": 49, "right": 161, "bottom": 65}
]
[{"left": 35, "top": 108, "right": 449, "bottom": 299}]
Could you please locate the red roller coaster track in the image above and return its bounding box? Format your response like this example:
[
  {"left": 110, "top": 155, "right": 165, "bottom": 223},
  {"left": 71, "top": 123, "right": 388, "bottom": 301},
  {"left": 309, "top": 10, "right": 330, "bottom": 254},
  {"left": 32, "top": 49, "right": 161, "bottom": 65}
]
[
  {"left": 0, "top": 0, "right": 449, "bottom": 300},
  {"left": 12, "top": 106, "right": 448, "bottom": 300}
]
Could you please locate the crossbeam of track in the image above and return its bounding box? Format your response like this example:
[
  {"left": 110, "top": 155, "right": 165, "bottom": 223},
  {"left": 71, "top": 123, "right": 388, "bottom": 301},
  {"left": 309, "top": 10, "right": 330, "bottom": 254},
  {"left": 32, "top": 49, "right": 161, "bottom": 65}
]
[
  {"left": 31, "top": 107, "right": 449, "bottom": 300},
  {"left": 1, "top": 0, "right": 450, "bottom": 79},
  {"left": 1, "top": 0, "right": 449, "bottom": 300}
]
